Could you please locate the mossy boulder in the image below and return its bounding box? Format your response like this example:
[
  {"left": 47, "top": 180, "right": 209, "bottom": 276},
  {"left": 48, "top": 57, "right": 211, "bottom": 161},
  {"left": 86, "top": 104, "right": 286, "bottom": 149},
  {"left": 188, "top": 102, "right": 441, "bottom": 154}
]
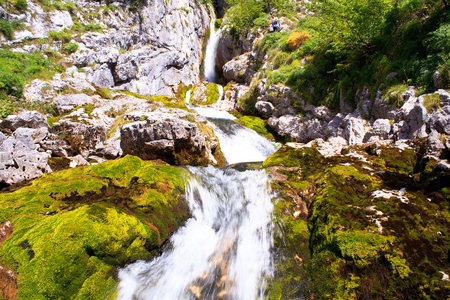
[
  {"left": 0, "top": 155, "right": 190, "bottom": 299},
  {"left": 265, "top": 143, "right": 450, "bottom": 299},
  {"left": 190, "top": 82, "right": 221, "bottom": 106}
]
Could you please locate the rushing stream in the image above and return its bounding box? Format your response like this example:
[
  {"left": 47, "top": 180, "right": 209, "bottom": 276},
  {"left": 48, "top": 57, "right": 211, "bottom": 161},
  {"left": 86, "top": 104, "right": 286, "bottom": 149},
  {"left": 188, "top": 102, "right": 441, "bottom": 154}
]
[{"left": 117, "top": 13, "right": 279, "bottom": 300}]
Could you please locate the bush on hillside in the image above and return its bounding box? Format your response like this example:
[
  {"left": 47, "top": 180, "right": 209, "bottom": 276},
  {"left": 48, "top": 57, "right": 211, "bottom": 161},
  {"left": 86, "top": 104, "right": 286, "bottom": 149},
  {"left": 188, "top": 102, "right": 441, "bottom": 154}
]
[
  {"left": 285, "top": 31, "right": 311, "bottom": 51},
  {"left": 13, "top": 0, "right": 27, "bottom": 11}
]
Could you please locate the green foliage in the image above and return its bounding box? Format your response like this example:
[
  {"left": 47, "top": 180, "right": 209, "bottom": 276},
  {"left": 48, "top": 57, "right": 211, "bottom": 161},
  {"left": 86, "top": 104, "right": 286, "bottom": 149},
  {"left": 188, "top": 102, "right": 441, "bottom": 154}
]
[
  {"left": 62, "top": 42, "right": 79, "bottom": 54},
  {"left": 313, "top": 0, "right": 394, "bottom": 53},
  {"left": 13, "top": 0, "right": 27, "bottom": 11},
  {"left": 224, "top": 0, "right": 266, "bottom": 35},
  {"left": 0, "top": 50, "right": 56, "bottom": 106},
  {"left": 48, "top": 29, "right": 72, "bottom": 42},
  {"left": 0, "top": 20, "right": 14, "bottom": 39},
  {"left": 438, "top": 55, "right": 450, "bottom": 88},
  {"left": 422, "top": 92, "right": 441, "bottom": 113},
  {"left": 383, "top": 83, "right": 409, "bottom": 108}
]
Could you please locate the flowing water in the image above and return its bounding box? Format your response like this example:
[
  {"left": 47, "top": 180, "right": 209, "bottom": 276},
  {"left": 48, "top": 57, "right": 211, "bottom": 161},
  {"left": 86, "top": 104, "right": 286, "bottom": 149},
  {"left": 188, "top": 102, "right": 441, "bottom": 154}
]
[
  {"left": 117, "top": 12, "right": 278, "bottom": 300},
  {"left": 204, "top": 18, "right": 221, "bottom": 83}
]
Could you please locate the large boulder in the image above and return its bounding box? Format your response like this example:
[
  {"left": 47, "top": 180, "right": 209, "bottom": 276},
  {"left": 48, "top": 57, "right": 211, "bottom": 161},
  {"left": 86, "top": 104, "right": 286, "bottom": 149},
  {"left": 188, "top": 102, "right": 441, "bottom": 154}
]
[
  {"left": 0, "top": 129, "right": 52, "bottom": 186},
  {"left": 0, "top": 111, "right": 48, "bottom": 131},
  {"left": 429, "top": 91, "right": 450, "bottom": 135},
  {"left": 255, "top": 80, "right": 296, "bottom": 118},
  {"left": 50, "top": 121, "right": 106, "bottom": 157},
  {"left": 342, "top": 116, "right": 370, "bottom": 145},
  {"left": 52, "top": 94, "right": 94, "bottom": 114},
  {"left": 397, "top": 97, "right": 428, "bottom": 140},
  {"left": 222, "top": 52, "right": 255, "bottom": 84},
  {"left": 213, "top": 83, "right": 249, "bottom": 112},
  {"left": 216, "top": 31, "right": 253, "bottom": 70},
  {"left": 120, "top": 113, "right": 210, "bottom": 165}
]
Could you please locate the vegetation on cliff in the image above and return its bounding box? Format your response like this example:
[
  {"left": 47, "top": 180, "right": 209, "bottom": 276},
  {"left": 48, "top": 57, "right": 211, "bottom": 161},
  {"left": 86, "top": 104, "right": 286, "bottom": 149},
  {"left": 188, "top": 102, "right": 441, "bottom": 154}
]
[
  {"left": 0, "top": 155, "right": 190, "bottom": 299},
  {"left": 263, "top": 143, "right": 450, "bottom": 299},
  {"left": 226, "top": 0, "right": 450, "bottom": 109}
]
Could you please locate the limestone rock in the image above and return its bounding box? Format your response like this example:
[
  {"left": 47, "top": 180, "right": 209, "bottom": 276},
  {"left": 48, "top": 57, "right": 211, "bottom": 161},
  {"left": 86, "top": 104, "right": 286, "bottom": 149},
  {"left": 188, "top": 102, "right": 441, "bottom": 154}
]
[
  {"left": 429, "top": 91, "right": 450, "bottom": 135},
  {"left": 53, "top": 94, "right": 94, "bottom": 114},
  {"left": 88, "top": 64, "right": 115, "bottom": 89},
  {"left": 0, "top": 130, "right": 52, "bottom": 186},
  {"left": 255, "top": 80, "right": 296, "bottom": 117},
  {"left": 216, "top": 31, "right": 253, "bottom": 70},
  {"left": 342, "top": 117, "right": 370, "bottom": 145},
  {"left": 222, "top": 52, "right": 255, "bottom": 84},
  {"left": 427, "top": 130, "right": 445, "bottom": 157},
  {"left": 255, "top": 101, "right": 275, "bottom": 119},
  {"left": 0, "top": 111, "right": 48, "bottom": 131},
  {"left": 372, "top": 89, "right": 398, "bottom": 120},
  {"left": 364, "top": 119, "right": 392, "bottom": 142},
  {"left": 120, "top": 114, "right": 209, "bottom": 165},
  {"left": 213, "top": 83, "right": 249, "bottom": 112},
  {"left": 398, "top": 98, "right": 428, "bottom": 140},
  {"left": 50, "top": 121, "right": 106, "bottom": 157}
]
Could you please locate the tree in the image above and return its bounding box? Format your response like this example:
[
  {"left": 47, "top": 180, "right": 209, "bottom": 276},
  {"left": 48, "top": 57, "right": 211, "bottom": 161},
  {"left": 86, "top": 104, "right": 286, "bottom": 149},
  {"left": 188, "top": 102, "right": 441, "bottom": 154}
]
[{"left": 313, "top": 0, "right": 395, "bottom": 53}]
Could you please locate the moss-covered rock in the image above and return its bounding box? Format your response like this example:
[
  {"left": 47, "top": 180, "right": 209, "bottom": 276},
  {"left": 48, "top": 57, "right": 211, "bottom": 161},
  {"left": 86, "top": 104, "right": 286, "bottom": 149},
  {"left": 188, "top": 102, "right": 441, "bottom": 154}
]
[
  {"left": 265, "top": 143, "right": 450, "bottom": 299},
  {"left": 236, "top": 115, "right": 277, "bottom": 141},
  {"left": 0, "top": 155, "right": 190, "bottom": 299},
  {"left": 191, "top": 82, "right": 220, "bottom": 106}
]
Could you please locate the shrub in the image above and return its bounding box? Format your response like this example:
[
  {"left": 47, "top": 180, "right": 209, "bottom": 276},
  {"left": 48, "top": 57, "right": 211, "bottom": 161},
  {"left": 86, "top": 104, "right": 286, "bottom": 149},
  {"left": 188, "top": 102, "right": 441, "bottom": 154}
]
[
  {"left": 62, "top": 42, "right": 79, "bottom": 54},
  {"left": 0, "top": 20, "right": 14, "bottom": 40},
  {"left": 285, "top": 31, "right": 311, "bottom": 51},
  {"left": 438, "top": 57, "right": 450, "bottom": 89},
  {"left": 13, "top": 0, "right": 27, "bottom": 11},
  {"left": 49, "top": 29, "right": 72, "bottom": 43},
  {"left": 273, "top": 52, "right": 289, "bottom": 69},
  {"left": 383, "top": 84, "right": 409, "bottom": 108},
  {"left": 65, "top": 1, "right": 76, "bottom": 13}
]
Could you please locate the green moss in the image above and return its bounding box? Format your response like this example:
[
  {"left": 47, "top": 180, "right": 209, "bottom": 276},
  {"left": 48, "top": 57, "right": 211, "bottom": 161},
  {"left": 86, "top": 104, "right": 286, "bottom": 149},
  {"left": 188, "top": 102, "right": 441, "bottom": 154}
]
[
  {"left": 422, "top": 93, "right": 441, "bottom": 113},
  {"left": 265, "top": 144, "right": 450, "bottom": 299},
  {"left": 237, "top": 115, "right": 276, "bottom": 141},
  {"left": 0, "top": 155, "right": 189, "bottom": 299}
]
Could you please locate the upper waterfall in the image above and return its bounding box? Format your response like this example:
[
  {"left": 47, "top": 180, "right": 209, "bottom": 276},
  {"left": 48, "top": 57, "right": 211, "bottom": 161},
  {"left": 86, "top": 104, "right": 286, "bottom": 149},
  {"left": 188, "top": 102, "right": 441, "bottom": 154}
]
[{"left": 204, "top": 18, "right": 221, "bottom": 83}]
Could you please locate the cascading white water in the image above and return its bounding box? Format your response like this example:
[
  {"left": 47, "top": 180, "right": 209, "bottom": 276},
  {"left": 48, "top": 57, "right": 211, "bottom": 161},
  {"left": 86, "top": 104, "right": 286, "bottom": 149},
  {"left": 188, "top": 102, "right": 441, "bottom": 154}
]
[
  {"left": 118, "top": 9, "right": 279, "bottom": 299},
  {"left": 118, "top": 166, "right": 274, "bottom": 300},
  {"left": 204, "top": 18, "right": 221, "bottom": 83}
]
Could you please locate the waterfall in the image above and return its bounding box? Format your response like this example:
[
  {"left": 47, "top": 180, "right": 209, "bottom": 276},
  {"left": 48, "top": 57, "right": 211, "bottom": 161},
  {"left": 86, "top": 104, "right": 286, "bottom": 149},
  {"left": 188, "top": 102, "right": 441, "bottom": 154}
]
[
  {"left": 118, "top": 10, "right": 278, "bottom": 299},
  {"left": 204, "top": 18, "right": 221, "bottom": 83},
  {"left": 118, "top": 166, "right": 274, "bottom": 300},
  {"left": 118, "top": 100, "right": 278, "bottom": 299}
]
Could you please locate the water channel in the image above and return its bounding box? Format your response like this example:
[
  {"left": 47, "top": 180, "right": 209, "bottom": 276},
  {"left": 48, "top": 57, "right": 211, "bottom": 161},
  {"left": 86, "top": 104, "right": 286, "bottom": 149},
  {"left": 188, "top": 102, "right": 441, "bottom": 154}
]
[{"left": 117, "top": 16, "right": 278, "bottom": 300}]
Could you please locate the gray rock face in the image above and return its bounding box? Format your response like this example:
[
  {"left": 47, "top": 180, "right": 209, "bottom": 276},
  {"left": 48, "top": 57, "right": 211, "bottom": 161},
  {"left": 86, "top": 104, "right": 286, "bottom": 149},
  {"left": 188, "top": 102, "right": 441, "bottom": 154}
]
[
  {"left": 427, "top": 130, "right": 445, "bottom": 157},
  {"left": 255, "top": 101, "right": 275, "bottom": 119},
  {"left": 222, "top": 52, "right": 255, "bottom": 84},
  {"left": 429, "top": 91, "right": 450, "bottom": 135},
  {"left": 372, "top": 90, "right": 397, "bottom": 120},
  {"left": 342, "top": 117, "right": 370, "bottom": 145},
  {"left": 120, "top": 114, "right": 209, "bottom": 165},
  {"left": 67, "top": 0, "right": 211, "bottom": 96},
  {"left": 398, "top": 99, "right": 428, "bottom": 140},
  {"left": 53, "top": 94, "right": 94, "bottom": 114},
  {"left": 212, "top": 83, "right": 249, "bottom": 112},
  {"left": 50, "top": 121, "right": 106, "bottom": 157},
  {"left": 0, "top": 111, "right": 49, "bottom": 131},
  {"left": 255, "top": 80, "right": 296, "bottom": 118},
  {"left": 88, "top": 64, "right": 115, "bottom": 89},
  {"left": 216, "top": 31, "right": 253, "bottom": 70},
  {"left": 0, "top": 129, "right": 52, "bottom": 186},
  {"left": 363, "top": 119, "right": 392, "bottom": 142}
]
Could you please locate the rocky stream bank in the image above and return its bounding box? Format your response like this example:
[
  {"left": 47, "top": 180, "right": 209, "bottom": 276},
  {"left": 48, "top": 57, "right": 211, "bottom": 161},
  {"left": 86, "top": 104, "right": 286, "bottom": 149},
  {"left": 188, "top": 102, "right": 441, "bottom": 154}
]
[{"left": 0, "top": 0, "right": 449, "bottom": 299}]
